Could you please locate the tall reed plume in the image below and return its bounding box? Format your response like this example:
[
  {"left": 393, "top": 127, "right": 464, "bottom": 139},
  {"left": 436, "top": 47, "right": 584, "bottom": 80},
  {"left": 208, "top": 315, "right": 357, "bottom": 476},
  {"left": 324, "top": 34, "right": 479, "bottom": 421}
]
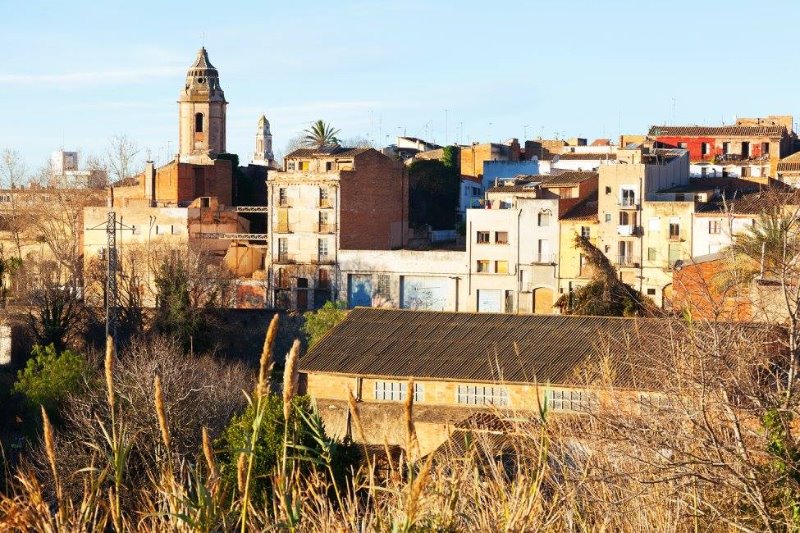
[{"left": 257, "top": 313, "right": 280, "bottom": 399}]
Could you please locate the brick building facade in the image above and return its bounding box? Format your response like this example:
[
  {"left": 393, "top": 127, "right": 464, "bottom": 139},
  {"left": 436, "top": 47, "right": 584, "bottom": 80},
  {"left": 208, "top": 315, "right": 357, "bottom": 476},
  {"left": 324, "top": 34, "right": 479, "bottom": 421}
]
[{"left": 267, "top": 147, "right": 409, "bottom": 310}]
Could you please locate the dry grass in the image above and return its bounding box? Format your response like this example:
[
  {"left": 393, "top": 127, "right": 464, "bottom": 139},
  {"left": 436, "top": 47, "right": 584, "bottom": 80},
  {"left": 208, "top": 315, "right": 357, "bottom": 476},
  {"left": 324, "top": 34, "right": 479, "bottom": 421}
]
[{"left": 1, "top": 319, "right": 799, "bottom": 532}]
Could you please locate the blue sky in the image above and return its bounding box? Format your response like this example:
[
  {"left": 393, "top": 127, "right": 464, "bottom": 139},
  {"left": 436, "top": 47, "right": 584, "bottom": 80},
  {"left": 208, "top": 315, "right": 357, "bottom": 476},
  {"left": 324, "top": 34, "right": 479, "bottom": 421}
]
[{"left": 2, "top": 0, "right": 799, "bottom": 172}]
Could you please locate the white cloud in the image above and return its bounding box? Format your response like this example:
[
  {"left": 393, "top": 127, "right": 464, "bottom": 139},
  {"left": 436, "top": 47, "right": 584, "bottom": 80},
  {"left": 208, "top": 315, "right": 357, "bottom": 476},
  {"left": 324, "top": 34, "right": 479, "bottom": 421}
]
[{"left": 0, "top": 66, "right": 184, "bottom": 86}]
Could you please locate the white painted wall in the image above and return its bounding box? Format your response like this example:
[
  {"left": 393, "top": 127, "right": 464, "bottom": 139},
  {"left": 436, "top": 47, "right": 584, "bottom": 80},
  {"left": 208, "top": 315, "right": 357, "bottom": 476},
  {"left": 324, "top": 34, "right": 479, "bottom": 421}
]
[{"left": 337, "top": 249, "right": 468, "bottom": 311}]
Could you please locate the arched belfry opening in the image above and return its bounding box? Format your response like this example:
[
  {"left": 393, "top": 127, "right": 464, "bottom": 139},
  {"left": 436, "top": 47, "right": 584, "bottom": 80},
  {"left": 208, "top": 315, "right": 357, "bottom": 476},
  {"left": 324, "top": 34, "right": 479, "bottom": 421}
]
[{"left": 179, "top": 47, "right": 227, "bottom": 161}]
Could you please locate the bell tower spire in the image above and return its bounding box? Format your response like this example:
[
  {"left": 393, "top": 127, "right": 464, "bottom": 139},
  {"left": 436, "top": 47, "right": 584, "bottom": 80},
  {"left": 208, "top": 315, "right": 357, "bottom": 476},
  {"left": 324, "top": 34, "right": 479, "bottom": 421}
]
[
  {"left": 253, "top": 114, "right": 274, "bottom": 167},
  {"left": 178, "top": 47, "right": 227, "bottom": 162}
]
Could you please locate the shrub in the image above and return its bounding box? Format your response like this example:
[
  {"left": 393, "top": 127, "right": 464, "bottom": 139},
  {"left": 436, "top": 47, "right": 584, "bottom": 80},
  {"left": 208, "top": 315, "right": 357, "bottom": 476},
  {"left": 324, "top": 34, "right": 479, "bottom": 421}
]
[
  {"left": 13, "top": 344, "right": 87, "bottom": 419},
  {"left": 49, "top": 336, "right": 251, "bottom": 501},
  {"left": 302, "top": 301, "right": 347, "bottom": 348},
  {"left": 217, "top": 394, "right": 357, "bottom": 501}
]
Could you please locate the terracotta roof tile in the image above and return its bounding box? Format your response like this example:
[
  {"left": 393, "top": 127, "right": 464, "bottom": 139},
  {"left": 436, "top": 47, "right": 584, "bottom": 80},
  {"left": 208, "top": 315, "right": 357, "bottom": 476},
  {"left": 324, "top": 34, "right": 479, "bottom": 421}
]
[
  {"left": 777, "top": 151, "right": 800, "bottom": 173},
  {"left": 560, "top": 195, "right": 598, "bottom": 221},
  {"left": 285, "top": 146, "right": 372, "bottom": 159},
  {"left": 649, "top": 125, "right": 786, "bottom": 137},
  {"left": 695, "top": 190, "right": 800, "bottom": 215},
  {"left": 487, "top": 171, "right": 598, "bottom": 193},
  {"left": 556, "top": 153, "right": 617, "bottom": 161}
]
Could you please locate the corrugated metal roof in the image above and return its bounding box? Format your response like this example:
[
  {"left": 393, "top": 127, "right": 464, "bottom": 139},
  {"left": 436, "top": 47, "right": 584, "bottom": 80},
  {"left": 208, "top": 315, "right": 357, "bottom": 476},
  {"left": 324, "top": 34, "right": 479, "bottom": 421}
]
[{"left": 300, "top": 308, "right": 672, "bottom": 387}]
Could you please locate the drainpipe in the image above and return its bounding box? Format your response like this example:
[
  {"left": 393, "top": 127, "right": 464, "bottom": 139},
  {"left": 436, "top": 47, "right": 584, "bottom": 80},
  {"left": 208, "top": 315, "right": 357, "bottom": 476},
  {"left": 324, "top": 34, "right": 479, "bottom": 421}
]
[
  {"left": 516, "top": 208, "right": 522, "bottom": 314},
  {"left": 467, "top": 219, "right": 473, "bottom": 297},
  {"left": 639, "top": 176, "right": 644, "bottom": 295},
  {"left": 333, "top": 183, "right": 339, "bottom": 303}
]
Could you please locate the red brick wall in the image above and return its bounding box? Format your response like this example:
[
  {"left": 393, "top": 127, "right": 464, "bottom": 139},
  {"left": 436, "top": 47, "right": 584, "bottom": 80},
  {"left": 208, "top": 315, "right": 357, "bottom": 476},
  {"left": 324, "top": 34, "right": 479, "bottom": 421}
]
[
  {"left": 146, "top": 159, "right": 233, "bottom": 207},
  {"left": 339, "top": 150, "right": 408, "bottom": 250}
]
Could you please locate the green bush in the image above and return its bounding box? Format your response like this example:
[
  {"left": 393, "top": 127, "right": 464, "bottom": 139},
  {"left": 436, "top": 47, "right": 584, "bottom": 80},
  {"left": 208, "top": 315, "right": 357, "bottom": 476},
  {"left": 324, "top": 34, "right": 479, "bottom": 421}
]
[
  {"left": 302, "top": 301, "right": 347, "bottom": 349},
  {"left": 13, "top": 344, "right": 87, "bottom": 419},
  {"left": 217, "top": 394, "right": 357, "bottom": 500}
]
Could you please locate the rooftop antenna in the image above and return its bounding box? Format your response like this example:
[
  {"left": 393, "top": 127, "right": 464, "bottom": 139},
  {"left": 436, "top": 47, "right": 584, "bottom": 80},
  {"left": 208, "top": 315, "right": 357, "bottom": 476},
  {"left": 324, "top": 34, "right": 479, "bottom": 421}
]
[{"left": 444, "top": 109, "right": 448, "bottom": 145}]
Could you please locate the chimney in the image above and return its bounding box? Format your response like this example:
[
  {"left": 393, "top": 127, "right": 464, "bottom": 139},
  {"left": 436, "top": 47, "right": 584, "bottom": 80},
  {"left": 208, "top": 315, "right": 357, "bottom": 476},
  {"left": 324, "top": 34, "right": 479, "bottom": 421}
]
[{"left": 144, "top": 161, "right": 156, "bottom": 207}]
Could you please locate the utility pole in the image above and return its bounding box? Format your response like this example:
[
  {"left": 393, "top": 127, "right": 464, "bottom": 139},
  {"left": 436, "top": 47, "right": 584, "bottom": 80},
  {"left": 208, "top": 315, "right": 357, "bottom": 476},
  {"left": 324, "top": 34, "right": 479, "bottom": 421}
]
[{"left": 87, "top": 200, "right": 133, "bottom": 350}]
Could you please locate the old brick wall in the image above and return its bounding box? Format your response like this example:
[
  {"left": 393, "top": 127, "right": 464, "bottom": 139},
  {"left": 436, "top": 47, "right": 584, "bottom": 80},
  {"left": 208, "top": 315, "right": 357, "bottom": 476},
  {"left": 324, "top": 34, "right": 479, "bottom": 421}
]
[{"left": 339, "top": 150, "right": 408, "bottom": 250}]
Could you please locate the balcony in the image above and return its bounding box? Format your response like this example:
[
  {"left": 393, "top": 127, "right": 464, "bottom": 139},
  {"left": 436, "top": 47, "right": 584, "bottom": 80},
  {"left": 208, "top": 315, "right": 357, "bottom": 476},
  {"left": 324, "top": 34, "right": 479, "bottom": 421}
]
[
  {"left": 617, "top": 225, "right": 641, "bottom": 237},
  {"left": 318, "top": 223, "right": 337, "bottom": 234},
  {"left": 312, "top": 255, "right": 335, "bottom": 265},
  {"left": 616, "top": 255, "right": 640, "bottom": 267},
  {"left": 619, "top": 198, "right": 638, "bottom": 209},
  {"left": 275, "top": 224, "right": 293, "bottom": 234},
  {"left": 318, "top": 198, "right": 333, "bottom": 209},
  {"left": 278, "top": 199, "right": 292, "bottom": 208},
  {"left": 274, "top": 253, "right": 298, "bottom": 264},
  {"left": 533, "top": 253, "right": 556, "bottom": 264}
]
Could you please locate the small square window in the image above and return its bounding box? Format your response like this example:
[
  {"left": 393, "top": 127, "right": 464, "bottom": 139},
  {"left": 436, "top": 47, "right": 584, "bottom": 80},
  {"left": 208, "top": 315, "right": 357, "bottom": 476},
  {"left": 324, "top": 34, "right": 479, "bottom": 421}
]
[
  {"left": 604, "top": 213, "right": 612, "bottom": 223},
  {"left": 580, "top": 226, "right": 590, "bottom": 238},
  {"left": 476, "top": 231, "right": 490, "bottom": 243},
  {"left": 537, "top": 211, "right": 551, "bottom": 227},
  {"left": 647, "top": 288, "right": 657, "bottom": 296},
  {"left": 476, "top": 260, "right": 490, "bottom": 273},
  {"left": 495, "top": 261, "right": 509, "bottom": 274},
  {"left": 495, "top": 231, "right": 508, "bottom": 244}
]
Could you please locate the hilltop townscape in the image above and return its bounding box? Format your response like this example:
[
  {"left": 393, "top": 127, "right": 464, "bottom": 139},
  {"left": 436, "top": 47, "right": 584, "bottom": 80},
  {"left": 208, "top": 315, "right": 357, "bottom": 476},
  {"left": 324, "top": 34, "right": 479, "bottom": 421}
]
[{"left": 4, "top": 46, "right": 800, "bottom": 530}]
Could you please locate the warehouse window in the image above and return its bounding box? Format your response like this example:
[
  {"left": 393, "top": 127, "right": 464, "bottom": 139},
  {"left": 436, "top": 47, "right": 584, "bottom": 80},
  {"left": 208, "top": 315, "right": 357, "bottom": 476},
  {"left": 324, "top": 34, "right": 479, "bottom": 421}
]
[
  {"left": 547, "top": 389, "right": 597, "bottom": 412},
  {"left": 374, "top": 381, "right": 424, "bottom": 402},
  {"left": 457, "top": 385, "right": 508, "bottom": 406}
]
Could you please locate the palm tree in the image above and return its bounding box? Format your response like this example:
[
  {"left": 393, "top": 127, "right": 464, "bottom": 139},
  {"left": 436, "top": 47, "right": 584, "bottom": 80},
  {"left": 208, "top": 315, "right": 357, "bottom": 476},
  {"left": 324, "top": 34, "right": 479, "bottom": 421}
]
[
  {"left": 729, "top": 205, "right": 800, "bottom": 282},
  {"left": 302, "top": 120, "right": 340, "bottom": 149}
]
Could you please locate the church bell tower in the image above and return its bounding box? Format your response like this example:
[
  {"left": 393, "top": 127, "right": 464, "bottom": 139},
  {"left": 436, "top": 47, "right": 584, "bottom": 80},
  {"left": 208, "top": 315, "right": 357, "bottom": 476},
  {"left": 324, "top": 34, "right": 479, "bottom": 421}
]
[
  {"left": 253, "top": 114, "right": 274, "bottom": 166},
  {"left": 178, "top": 47, "right": 227, "bottom": 162}
]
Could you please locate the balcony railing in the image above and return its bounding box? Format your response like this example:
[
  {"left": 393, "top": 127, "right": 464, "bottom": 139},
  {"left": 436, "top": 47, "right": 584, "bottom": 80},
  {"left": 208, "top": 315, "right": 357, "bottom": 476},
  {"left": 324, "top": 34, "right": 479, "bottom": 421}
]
[
  {"left": 278, "top": 199, "right": 291, "bottom": 207},
  {"left": 318, "top": 198, "right": 333, "bottom": 209},
  {"left": 616, "top": 255, "right": 641, "bottom": 267},
  {"left": 619, "top": 198, "right": 638, "bottom": 209},
  {"left": 275, "top": 253, "right": 297, "bottom": 264},
  {"left": 533, "top": 253, "right": 556, "bottom": 264},
  {"left": 275, "top": 224, "right": 293, "bottom": 234},
  {"left": 312, "top": 255, "right": 335, "bottom": 265},
  {"left": 617, "top": 225, "right": 641, "bottom": 237},
  {"left": 318, "top": 223, "right": 336, "bottom": 234}
]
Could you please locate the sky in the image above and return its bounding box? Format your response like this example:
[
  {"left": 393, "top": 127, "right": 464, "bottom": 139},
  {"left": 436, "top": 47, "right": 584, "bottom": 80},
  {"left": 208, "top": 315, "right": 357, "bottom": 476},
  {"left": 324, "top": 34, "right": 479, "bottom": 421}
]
[{"left": 2, "top": 0, "right": 799, "bottom": 174}]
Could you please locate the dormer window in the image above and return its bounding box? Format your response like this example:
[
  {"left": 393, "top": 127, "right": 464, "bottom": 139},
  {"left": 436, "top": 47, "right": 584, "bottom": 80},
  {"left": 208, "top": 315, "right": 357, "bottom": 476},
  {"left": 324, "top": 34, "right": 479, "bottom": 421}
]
[{"left": 195, "top": 113, "right": 204, "bottom": 133}]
